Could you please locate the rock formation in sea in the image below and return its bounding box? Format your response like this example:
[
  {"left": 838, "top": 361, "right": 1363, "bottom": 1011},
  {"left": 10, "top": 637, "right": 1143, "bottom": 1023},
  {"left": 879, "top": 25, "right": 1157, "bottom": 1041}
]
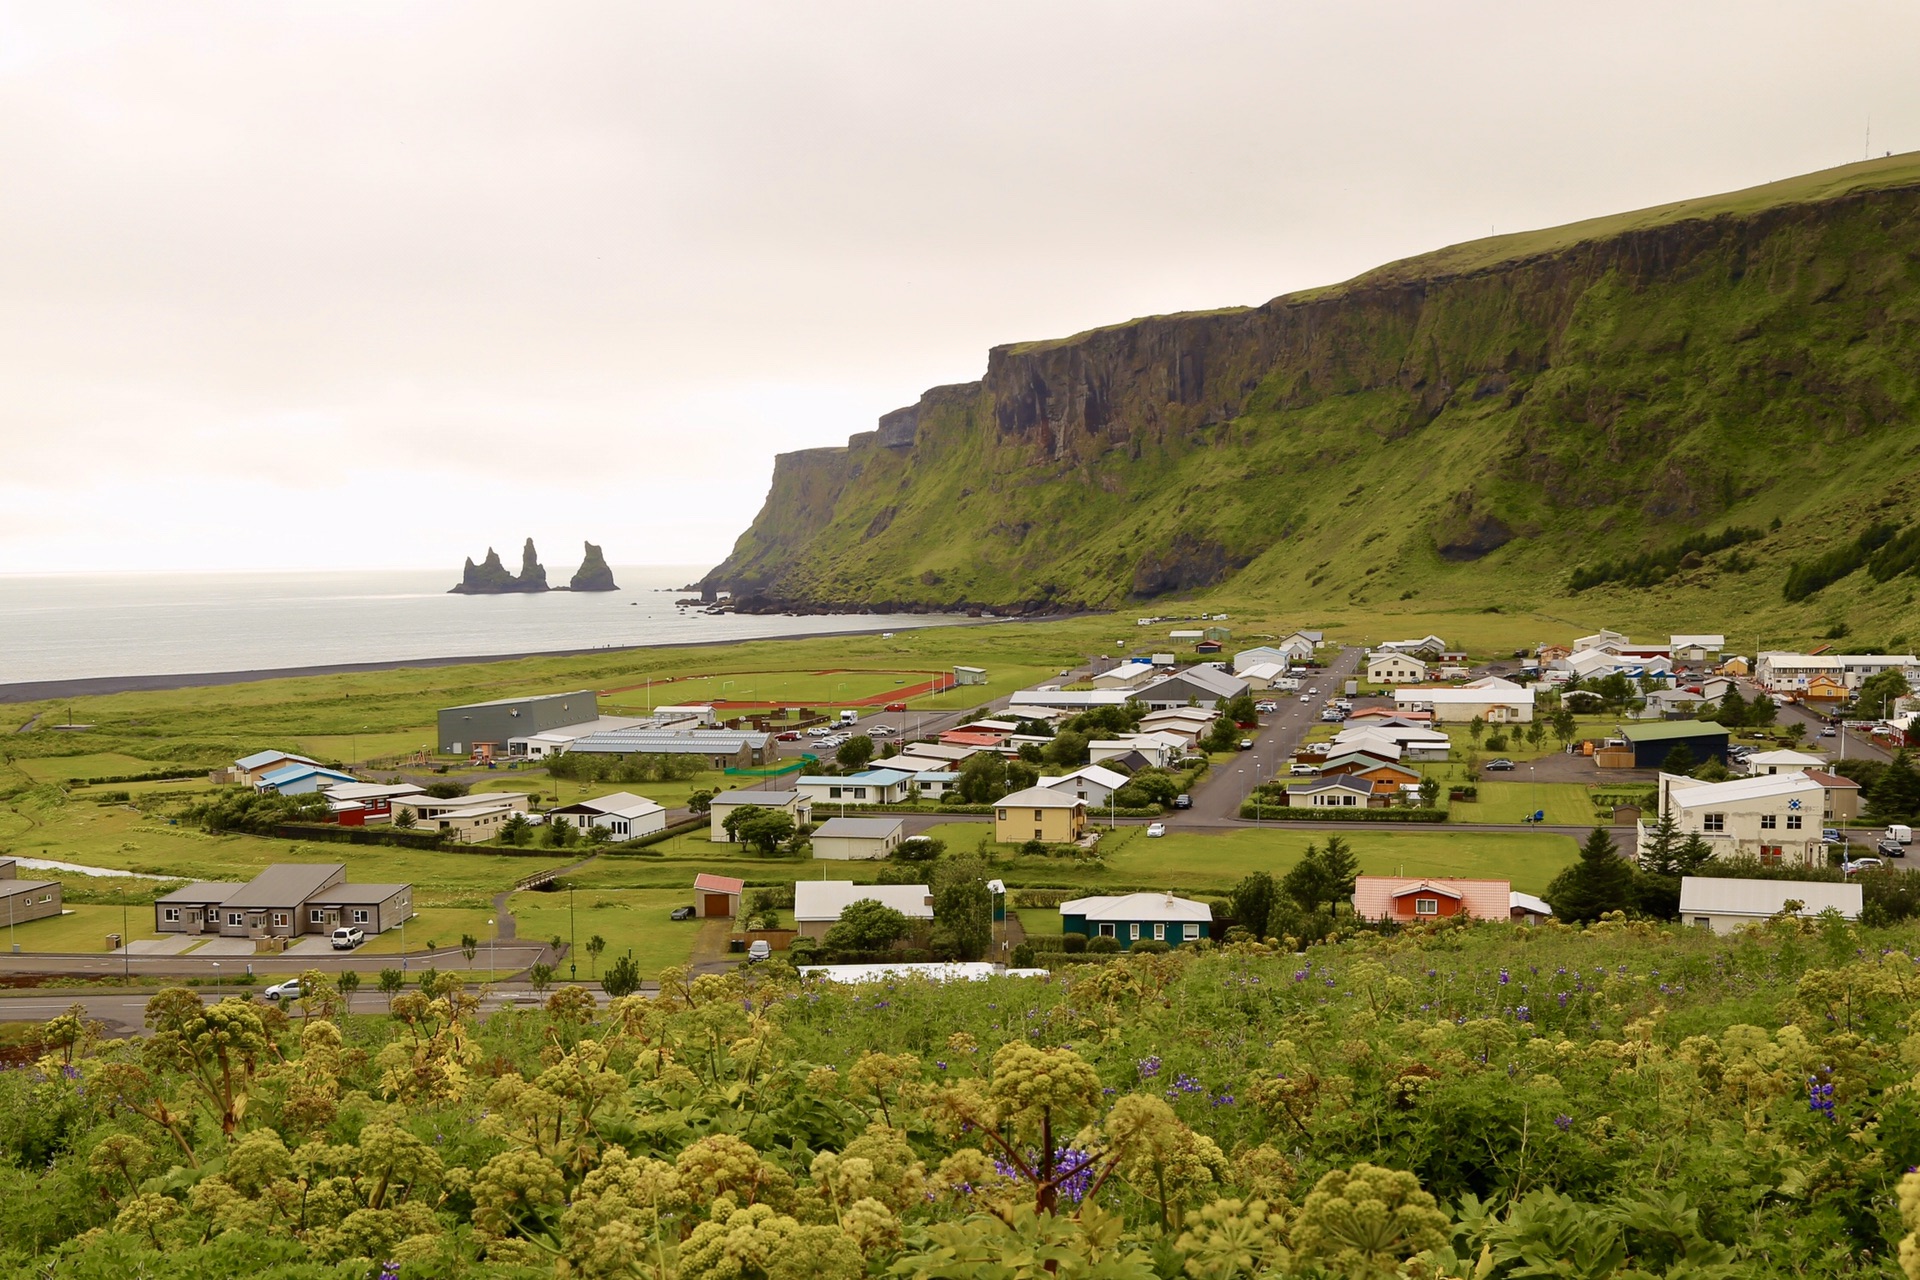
[
  {"left": 450, "top": 539, "right": 551, "bottom": 594},
  {"left": 568, "top": 541, "right": 619, "bottom": 592}
]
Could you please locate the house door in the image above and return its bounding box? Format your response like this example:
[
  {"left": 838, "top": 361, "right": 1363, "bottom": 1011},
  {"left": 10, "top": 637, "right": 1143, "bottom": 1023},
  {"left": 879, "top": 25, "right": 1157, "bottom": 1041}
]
[{"left": 703, "top": 893, "right": 733, "bottom": 917}]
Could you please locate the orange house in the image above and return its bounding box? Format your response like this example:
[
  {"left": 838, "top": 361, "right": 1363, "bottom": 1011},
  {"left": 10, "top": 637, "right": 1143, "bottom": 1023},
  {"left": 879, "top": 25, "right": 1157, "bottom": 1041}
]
[
  {"left": 1352, "top": 876, "right": 1513, "bottom": 923},
  {"left": 1801, "top": 676, "right": 1848, "bottom": 714},
  {"left": 1319, "top": 759, "right": 1420, "bottom": 797}
]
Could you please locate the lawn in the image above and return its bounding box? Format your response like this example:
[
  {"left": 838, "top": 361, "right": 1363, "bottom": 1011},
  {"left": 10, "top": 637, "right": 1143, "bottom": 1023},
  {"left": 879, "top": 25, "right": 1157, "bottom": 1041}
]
[
  {"left": 3, "top": 905, "right": 164, "bottom": 954},
  {"left": 355, "top": 908, "right": 499, "bottom": 955},
  {"left": 1446, "top": 781, "right": 1600, "bottom": 826},
  {"left": 473, "top": 770, "right": 730, "bottom": 814},
  {"left": 507, "top": 887, "right": 705, "bottom": 979},
  {"left": 1013, "top": 908, "right": 1062, "bottom": 936},
  {"left": 13, "top": 753, "right": 174, "bottom": 783},
  {"left": 1102, "top": 827, "right": 1579, "bottom": 895}
]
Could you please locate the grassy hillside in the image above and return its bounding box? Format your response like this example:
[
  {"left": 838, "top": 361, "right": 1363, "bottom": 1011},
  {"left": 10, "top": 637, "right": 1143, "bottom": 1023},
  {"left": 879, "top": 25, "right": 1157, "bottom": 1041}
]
[{"left": 705, "top": 153, "right": 1920, "bottom": 641}]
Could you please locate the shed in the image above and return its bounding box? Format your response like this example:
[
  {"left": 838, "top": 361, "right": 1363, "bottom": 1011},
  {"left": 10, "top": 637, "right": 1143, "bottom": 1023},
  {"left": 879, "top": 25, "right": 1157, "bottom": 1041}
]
[
  {"left": 793, "top": 880, "right": 933, "bottom": 940},
  {"left": 954, "top": 666, "right": 988, "bottom": 686},
  {"left": 693, "top": 873, "right": 745, "bottom": 919},
  {"left": 0, "top": 859, "right": 63, "bottom": 927},
  {"left": 1619, "top": 721, "right": 1730, "bottom": 769},
  {"left": 811, "top": 816, "right": 906, "bottom": 860}
]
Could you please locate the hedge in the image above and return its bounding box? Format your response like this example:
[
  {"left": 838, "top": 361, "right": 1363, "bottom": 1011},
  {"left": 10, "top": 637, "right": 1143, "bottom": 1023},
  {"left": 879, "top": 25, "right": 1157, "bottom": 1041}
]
[
  {"left": 78, "top": 768, "right": 210, "bottom": 786},
  {"left": 274, "top": 822, "right": 450, "bottom": 849},
  {"left": 1233, "top": 805, "right": 1448, "bottom": 823}
]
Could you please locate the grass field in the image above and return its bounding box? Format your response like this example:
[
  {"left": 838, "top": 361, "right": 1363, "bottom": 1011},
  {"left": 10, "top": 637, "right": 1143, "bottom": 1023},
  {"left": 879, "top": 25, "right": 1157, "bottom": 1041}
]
[
  {"left": 507, "top": 887, "right": 705, "bottom": 979},
  {"left": 2, "top": 904, "right": 165, "bottom": 954},
  {"left": 1446, "top": 781, "right": 1600, "bottom": 826},
  {"left": 13, "top": 753, "right": 174, "bottom": 782}
]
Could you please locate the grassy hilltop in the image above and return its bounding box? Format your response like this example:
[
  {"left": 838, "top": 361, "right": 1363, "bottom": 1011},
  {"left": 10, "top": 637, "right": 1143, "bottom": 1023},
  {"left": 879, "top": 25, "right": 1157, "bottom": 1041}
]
[{"left": 704, "top": 153, "right": 1920, "bottom": 641}]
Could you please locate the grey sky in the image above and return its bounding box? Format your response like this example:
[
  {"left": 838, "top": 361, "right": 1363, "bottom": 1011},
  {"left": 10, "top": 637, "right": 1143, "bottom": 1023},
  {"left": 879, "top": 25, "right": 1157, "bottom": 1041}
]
[{"left": 2, "top": 2, "right": 1914, "bottom": 573}]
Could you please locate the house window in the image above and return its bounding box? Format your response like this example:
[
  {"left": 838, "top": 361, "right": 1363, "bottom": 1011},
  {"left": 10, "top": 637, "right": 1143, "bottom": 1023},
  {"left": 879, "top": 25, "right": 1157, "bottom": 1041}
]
[
  {"left": 1760, "top": 814, "right": 1776, "bottom": 830},
  {"left": 163, "top": 907, "right": 180, "bottom": 922},
  {"left": 1786, "top": 815, "right": 1802, "bottom": 830},
  {"left": 1035, "top": 829, "right": 1043, "bottom": 840},
  {"left": 996, "top": 809, "right": 1007, "bottom": 819},
  {"left": 1154, "top": 923, "right": 1166, "bottom": 940},
  {"left": 1128, "top": 924, "right": 1140, "bottom": 940},
  {"left": 1693, "top": 917, "right": 1711, "bottom": 928},
  {"left": 226, "top": 912, "right": 243, "bottom": 926},
  {"left": 310, "top": 909, "right": 325, "bottom": 924},
  {"left": 1184, "top": 923, "right": 1198, "bottom": 941},
  {"left": 353, "top": 910, "right": 369, "bottom": 924},
  {"left": 1033, "top": 809, "right": 1044, "bottom": 820},
  {"left": 1760, "top": 846, "right": 1783, "bottom": 865},
  {"left": 1415, "top": 897, "right": 1439, "bottom": 915},
  {"left": 1099, "top": 923, "right": 1116, "bottom": 937},
  {"left": 853, "top": 788, "right": 867, "bottom": 800},
  {"left": 829, "top": 787, "right": 842, "bottom": 799},
  {"left": 272, "top": 912, "right": 288, "bottom": 927},
  {"left": 1702, "top": 814, "right": 1725, "bottom": 832}
]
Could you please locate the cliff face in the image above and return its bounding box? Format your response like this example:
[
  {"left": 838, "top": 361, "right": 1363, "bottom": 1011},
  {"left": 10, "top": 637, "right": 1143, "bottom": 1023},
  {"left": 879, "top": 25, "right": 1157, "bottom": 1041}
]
[{"left": 704, "top": 156, "right": 1920, "bottom": 619}]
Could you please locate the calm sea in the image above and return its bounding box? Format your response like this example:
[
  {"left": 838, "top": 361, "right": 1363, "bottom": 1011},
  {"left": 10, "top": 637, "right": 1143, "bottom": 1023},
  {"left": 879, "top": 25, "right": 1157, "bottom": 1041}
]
[{"left": 0, "top": 566, "right": 963, "bottom": 684}]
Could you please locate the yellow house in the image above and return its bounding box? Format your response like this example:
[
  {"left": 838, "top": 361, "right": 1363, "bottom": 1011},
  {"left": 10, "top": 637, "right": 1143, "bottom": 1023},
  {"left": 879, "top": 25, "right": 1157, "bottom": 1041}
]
[
  {"left": 994, "top": 787, "right": 1088, "bottom": 844},
  {"left": 1717, "top": 656, "right": 1751, "bottom": 676},
  {"left": 1802, "top": 675, "right": 1848, "bottom": 714}
]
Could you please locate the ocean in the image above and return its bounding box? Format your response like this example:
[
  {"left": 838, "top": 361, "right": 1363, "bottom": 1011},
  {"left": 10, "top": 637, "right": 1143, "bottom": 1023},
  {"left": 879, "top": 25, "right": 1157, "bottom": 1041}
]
[{"left": 0, "top": 566, "right": 964, "bottom": 685}]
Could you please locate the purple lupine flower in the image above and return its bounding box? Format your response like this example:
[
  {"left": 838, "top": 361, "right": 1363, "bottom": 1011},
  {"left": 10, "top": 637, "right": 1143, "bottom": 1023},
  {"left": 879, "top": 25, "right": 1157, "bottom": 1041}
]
[
  {"left": 1498, "top": 969, "right": 1510, "bottom": 985},
  {"left": 936, "top": 1061, "right": 948, "bottom": 1071},
  {"left": 1211, "top": 1092, "right": 1235, "bottom": 1107},
  {"left": 1808, "top": 1076, "right": 1836, "bottom": 1121},
  {"left": 1293, "top": 968, "right": 1310, "bottom": 982},
  {"left": 1552, "top": 1114, "right": 1573, "bottom": 1131},
  {"left": 1557, "top": 992, "right": 1570, "bottom": 1007},
  {"left": 380, "top": 1263, "right": 401, "bottom": 1280},
  {"left": 1513, "top": 1006, "right": 1531, "bottom": 1023},
  {"left": 1136, "top": 1055, "right": 1163, "bottom": 1080}
]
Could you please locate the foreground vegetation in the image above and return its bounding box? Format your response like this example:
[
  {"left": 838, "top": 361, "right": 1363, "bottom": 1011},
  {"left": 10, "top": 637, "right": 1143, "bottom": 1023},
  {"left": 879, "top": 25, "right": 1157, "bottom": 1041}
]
[{"left": 9, "top": 913, "right": 1920, "bottom": 1277}]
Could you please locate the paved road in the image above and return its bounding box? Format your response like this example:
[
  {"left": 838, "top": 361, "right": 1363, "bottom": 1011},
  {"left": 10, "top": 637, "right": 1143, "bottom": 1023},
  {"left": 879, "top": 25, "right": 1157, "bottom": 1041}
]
[
  {"left": 0, "top": 941, "right": 552, "bottom": 979},
  {"left": 1179, "top": 646, "right": 1365, "bottom": 826},
  {"left": 1766, "top": 687, "right": 1892, "bottom": 765},
  {"left": 0, "top": 983, "right": 619, "bottom": 1033}
]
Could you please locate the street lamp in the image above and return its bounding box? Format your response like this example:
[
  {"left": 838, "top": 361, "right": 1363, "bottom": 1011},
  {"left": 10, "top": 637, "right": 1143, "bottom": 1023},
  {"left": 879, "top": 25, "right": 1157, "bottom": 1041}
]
[
  {"left": 486, "top": 918, "right": 496, "bottom": 984},
  {"left": 570, "top": 885, "right": 577, "bottom": 982}
]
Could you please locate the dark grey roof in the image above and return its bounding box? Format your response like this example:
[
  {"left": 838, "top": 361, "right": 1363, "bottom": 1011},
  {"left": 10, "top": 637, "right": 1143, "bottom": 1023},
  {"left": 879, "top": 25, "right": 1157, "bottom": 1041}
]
[
  {"left": 155, "top": 881, "right": 246, "bottom": 905},
  {"left": 442, "top": 690, "right": 595, "bottom": 710},
  {"left": 307, "top": 883, "right": 411, "bottom": 906},
  {"left": 814, "top": 817, "right": 907, "bottom": 838},
  {"left": 0, "top": 878, "right": 58, "bottom": 898},
  {"left": 222, "top": 864, "right": 344, "bottom": 908}
]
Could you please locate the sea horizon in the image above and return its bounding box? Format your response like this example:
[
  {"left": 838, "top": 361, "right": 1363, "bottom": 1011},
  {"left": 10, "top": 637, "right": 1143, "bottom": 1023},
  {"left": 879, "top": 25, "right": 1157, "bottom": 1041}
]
[{"left": 0, "top": 565, "right": 965, "bottom": 686}]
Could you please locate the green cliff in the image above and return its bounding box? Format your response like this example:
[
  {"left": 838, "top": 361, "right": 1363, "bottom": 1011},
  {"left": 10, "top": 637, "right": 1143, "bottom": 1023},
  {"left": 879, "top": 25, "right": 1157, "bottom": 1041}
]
[{"left": 703, "top": 154, "right": 1920, "bottom": 636}]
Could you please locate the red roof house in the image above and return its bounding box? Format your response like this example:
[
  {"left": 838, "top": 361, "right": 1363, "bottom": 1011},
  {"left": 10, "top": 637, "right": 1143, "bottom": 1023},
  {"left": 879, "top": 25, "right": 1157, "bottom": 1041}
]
[
  {"left": 693, "top": 873, "right": 746, "bottom": 919},
  {"left": 1352, "top": 876, "right": 1513, "bottom": 923}
]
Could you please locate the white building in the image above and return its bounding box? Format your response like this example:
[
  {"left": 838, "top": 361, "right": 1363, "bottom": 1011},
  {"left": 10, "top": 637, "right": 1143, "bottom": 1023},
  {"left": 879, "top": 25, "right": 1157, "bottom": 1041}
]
[
  {"left": 1038, "top": 765, "right": 1132, "bottom": 808},
  {"left": 1670, "top": 635, "right": 1726, "bottom": 662},
  {"left": 708, "top": 790, "right": 812, "bottom": 842},
  {"left": 545, "top": 791, "right": 667, "bottom": 842},
  {"left": 1743, "top": 749, "right": 1827, "bottom": 777},
  {"left": 1644, "top": 772, "right": 1833, "bottom": 866},
  {"left": 794, "top": 880, "right": 932, "bottom": 939},
  {"left": 1233, "top": 646, "right": 1294, "bottom": 674},
  {"left": 1378, "top": 635, "right": 1447, "bottom": 657},
  {"left": 811, "top": 816, "right": 906, "bottom": 860},
  {"left": 1367, "top": 652, "right": 1429, "bottom": 684},
  {"left": 1678, "top": 877, "right": 1861, "bottom": 934},
  {"left": 1756, "top": 652, "right": 1920, "bottom": 693},
  {"left": 1092, "top": 661, "right": 1159, "bottom": 690},
  {"left": 1392, "top": 679, "right": 1534, "bottom": 724}
]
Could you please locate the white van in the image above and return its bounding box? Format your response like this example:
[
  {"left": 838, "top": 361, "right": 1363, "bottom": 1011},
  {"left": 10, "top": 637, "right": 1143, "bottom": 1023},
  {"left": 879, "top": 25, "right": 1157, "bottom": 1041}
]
[
  {"left": 840, "top": 709, "right": 860, "bottom": 726},
  {"left": 1888, "top": 824, "right": 1913, "bottom": 845}
]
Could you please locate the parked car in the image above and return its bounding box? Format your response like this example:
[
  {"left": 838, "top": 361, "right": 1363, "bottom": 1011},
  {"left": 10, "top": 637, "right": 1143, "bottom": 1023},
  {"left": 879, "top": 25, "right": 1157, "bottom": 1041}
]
[
  {"left": 1255, "top": 701, "right": 1278, "bottom": 713},
  {"left": 1238, "top": 738, "right": 1254, "bottom": 750},
  {"left": 1820, "top": 726, "right": 1838, "bottom": 737},
  {"left": 1172, "top": 794, "right": 1192, "bottom": 809},
  {"left": 885, "top": 702, "right": 907, "bottom": 712},
  {"left": 1290, "top": 763, "right": 1317, "bottom": 776},
  {"left": 868, "top": 725, "right": 894, "bottom": 736},
  {"left": 1878, "top": 840, "right": 1907, "bottom": 858},
  {"left": 1823, "top": 828, "right": 1843, "bottom": 843},
  {"left": 777, "top": 730, "right": 802, "bottom": 741},
  {"left": 263, "top": 979, "right": 304, "bottom": 1002},
  {"left": 747, "top": 939, "right": 772, "bottom": 962},
  {"left": 1145, "top": 822, "right": 1167, "bottom": 838},
  {"left": 670, "top": 905, "right": 696, "bottom": 921},
  {"left": 1485, "top": 759, "right": 1516, "bottom": 771},
  {"left": 330, "top": 926, "right": 365, "bottom": 950},
  {"left": 1888, "top": 824, "right": 1913, "bottom": 844},
  {"left": 1844, "top": 857, "right": 1884, "bottom": 875}
]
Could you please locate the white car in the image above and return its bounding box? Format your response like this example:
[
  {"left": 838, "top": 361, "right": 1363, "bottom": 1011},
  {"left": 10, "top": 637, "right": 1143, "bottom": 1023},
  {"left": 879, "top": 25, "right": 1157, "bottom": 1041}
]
[
  {"left": 747, "top": 939, "right": 772, "bottom": 962},
  {"left": 868, "top": 726, "right": 894, "bottom": 736},
  {"left": 1299, "top": 694, "right": 1312, "bottom": 703},
  {"left": 1290, "top": 763, "right": 1317, "bottom": 776},
  {"left": 1255, "top": 701, "right": 1277, "bottom": 713},
  {"left": 330, "top": 926, "right": 365, "bottom": 950},
  {"left": 263, "top": 979, "right": 304, "bottom": 1002},
  {"left": 1145, "top": 822, "right": 1167, "bottom": 837}
]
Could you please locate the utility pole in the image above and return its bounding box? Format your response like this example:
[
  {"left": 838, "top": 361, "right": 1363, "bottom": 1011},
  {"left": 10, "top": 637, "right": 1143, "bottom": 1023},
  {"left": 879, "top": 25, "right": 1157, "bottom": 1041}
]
[{"left": 570, "top": 886, "right": 577, "bottom": 982}]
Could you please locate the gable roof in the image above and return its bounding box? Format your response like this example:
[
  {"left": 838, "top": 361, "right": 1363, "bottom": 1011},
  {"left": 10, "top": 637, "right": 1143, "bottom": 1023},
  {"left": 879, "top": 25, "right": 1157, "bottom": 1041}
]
[
  {"left": 693, "top": 873, "right": 745, "bottom": 895},
  {"left": 1621, "top": 720, "right": 1729, "bottom": 743},
  {"left": 1039, "top": 765, "right": 1131, "bottom": 793},
  {"left": 236, "top": 750, "right": 319, "bottom": 771},
  {"left": 258, "top": 763, "right": 356, "bottom": 788},
  {"left": 1509, "top": 891, "right": 1553, "bottom": 918},
  {"left": 794, "top": 880, "right": 933, "bottom": 922},
  {"left": 813, "top": 816, "right": 906, "bottom": 839},
  {"left": 1142, "top": 665, "right": 1247, "bottom": 699},
  {"left": 1351, "top": 875, "right": 1512, "bottom": 920},
  {"left": 1286, "top": 775, "right": 1373, "bottom": 795},
  {"left": 996, "top": 787, "right": 1088, "bottom": 809},
  {"left": 1666, "top": 772, "right": 1822, "bottom": 808},
  {"left": 1059, "top": 892, "right": 1211, "bottom": 922},
  {"left": 709, "top": 790, "right": 803, "bottom": 807},
  {"left": 222, "top": 863, "right": 344, "bottom": 909}
]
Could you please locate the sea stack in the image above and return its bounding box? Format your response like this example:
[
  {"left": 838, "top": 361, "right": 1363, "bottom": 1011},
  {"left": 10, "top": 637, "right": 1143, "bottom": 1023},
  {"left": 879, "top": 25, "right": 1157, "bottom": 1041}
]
[
  {"left": 450, "top": 539, "right": 551, "bottom": 593},
  {"left": 569, "top": 541, "right": 619, "bottom": 591}
]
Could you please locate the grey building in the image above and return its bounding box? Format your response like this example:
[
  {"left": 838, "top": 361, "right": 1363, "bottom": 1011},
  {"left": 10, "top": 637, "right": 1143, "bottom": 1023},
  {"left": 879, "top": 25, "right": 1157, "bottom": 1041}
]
[
  {"left": 1137, "top": 665, "right": 1250, "bottom": 711},
  {"left": 565, "top": 728, "right": 773, "bottom": 769},
  {"left": 0, "top": 859, "right": 63, "bottom": 927},
  {"left": 154, "top": 864, "right": 413, "bottom": 939},
  {"left": 438, "top": 690, "right": 599, "bottom": 755}
]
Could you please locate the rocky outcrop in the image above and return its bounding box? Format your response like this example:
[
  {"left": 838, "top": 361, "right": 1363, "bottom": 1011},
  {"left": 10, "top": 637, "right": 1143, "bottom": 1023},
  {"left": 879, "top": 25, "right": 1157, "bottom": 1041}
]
[
  {"left": 568, "top": 541, "right": 619, "bottom": 592},
  {"left": 450, "top": 539, "right": 550, "bottom": 594},
  {"left": 700, "top": 156, "right": 1920, "bottom": 613}
]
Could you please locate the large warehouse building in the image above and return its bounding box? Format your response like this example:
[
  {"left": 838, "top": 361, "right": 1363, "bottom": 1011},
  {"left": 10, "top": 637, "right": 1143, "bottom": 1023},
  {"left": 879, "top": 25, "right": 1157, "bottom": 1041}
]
[{"left": 437, "top": 691, "right": 600, "bottom": 755}]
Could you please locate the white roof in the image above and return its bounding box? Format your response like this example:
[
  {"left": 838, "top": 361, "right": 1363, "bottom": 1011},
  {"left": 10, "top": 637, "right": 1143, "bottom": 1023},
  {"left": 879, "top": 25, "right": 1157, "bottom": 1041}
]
[
  {"left": 1039, "top": 765, "right": 1131, "bottom": 793},
  {"left": 1509, "top": 891, "right": 1553, "bottom": 917},
  {"left": 317, "top": 781, "right": 426, "bottom": 801},
  {"left": 1744, "top": 749, "right": 1828, "bottom": 768},
  {"left": 1334, "top": 725, "right": 1447, "bottom": 746},
  {"left": 1666, "top": 772, "right": 1822, "bottom": 808},
  {"left": 997, "top": 786, "right": 1088, "bottom": 809},
  {"left": 573, "top": 791, "right": 661, "bottom": 815},
  {"left": 813, "top": 816, "right": 906, "bottom": 839},
  {"left": 1327, "top": 733, "right": 1404, "bottom": 758},
  {"left": 710, "top": 790, "right": 803, "bottom": 807},
  {"left": 1060, "top": 892, "right": 1212, "bottom": 923},
  {"left": 1011, "top": 690, "right": 1133, "bottom": 709},
  {"left": 1395, "top": 684, "right": 1534, "bottom": 705},
  {"left": 1678, "top": 876, "right": 1861, "bottom": 920},
  {"left": 1141, "top": 706, "right": 1217, "bottom": 724},
  {"left": 1671, "top": 634, "right": 1726, "bottom": 648},
  {"left": 793, "top": 880, "right": 933, "bottom": 922},
  {"left": 798, "top": 962, "right": 1047, "bottom": 984},
  {"left": 1239, "top": 661, "right": 1287, "bottom": 680}
]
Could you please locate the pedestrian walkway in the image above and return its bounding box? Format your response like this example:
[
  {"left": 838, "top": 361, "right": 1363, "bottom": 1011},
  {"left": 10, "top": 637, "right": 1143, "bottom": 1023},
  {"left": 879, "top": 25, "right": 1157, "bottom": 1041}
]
[{"left": 112, "top": 936, "right": 198, "bottom": 956}]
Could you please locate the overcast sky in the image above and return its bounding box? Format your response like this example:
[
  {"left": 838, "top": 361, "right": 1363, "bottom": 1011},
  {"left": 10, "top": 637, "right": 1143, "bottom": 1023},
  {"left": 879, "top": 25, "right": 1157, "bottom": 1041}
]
[{"left": 2, "top": 1, "right": 1915, "bottom": 575}]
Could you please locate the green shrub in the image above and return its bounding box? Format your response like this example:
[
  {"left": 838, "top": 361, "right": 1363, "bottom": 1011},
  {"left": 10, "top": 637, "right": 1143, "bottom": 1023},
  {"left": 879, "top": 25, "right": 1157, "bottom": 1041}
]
[
  {"left": 1131, "top": 939, "right": 1171, "bottom": 955},
  {"left": 1086, "top": 934, "right": 1120, "bottom": 954}
]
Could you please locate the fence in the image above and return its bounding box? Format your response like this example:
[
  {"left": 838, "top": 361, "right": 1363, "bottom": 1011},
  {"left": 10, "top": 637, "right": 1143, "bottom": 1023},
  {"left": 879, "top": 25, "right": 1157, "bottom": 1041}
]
[{"left": 724, "top": 753, "right": 818, "bottom": 778}]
